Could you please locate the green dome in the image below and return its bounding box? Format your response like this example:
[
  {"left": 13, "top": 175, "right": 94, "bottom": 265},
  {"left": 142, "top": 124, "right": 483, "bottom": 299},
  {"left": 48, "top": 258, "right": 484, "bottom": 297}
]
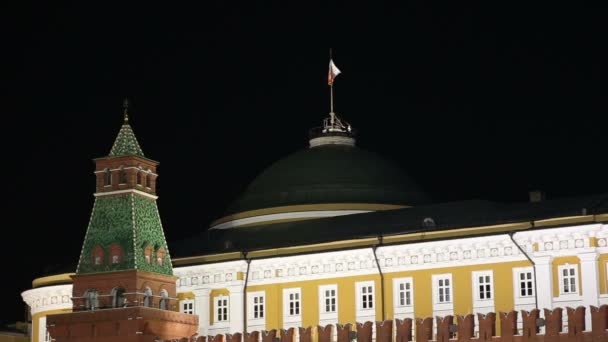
[{"left": 225, "top": 144, "right": 430, "bottom": 215}]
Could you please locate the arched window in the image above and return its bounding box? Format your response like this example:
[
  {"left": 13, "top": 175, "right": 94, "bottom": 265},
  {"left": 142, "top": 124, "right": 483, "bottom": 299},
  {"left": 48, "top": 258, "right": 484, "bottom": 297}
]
[
  {"left": 109, "top": 244, "right": 123, "bottom": 265},
  {"left": 92, "top": 245, "right": 104, "bottom": 266},
  {"left": 143, "top": 287, "right": 152, "bottom": 307},
  {"left": 143, "top": 173, "right": 149, "bottom": 188},
  {"left": 156, "top": 248, "right": 166, "bottom": 266},
  {"left": 111, "top": 287, "right": 126, "bottom": 308},
  {"left": 143, "top": 245, "right": 153, "bottom": 264},
  {"left": 159, "top": 289, "right": 168, "bottom": 310},
  {"left": 136, "top": 170, "right": 142, "bottom": 185},
  {"left": 120, "top": 167, "right": 128, "bottom": 184},
  {"left": 104, "top": 168, "right": 112, "bottom": 186},
  {"left": 84, "top": 289, "right": 98, "bottom": 310}
]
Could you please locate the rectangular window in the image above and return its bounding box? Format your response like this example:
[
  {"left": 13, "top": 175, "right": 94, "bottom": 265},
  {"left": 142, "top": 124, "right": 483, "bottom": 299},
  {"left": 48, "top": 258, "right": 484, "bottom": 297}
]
[
  {"left": 253, "top": 295, "right": 264, "bottom": 319},
  {"left": 356, "top": 281, "right": 375, "bottom": 310},
  {"left": 216, "top": 296, "right": 229, "bottom": 322},
  {"left": 435, "top": 274, "right": 452, "bottom": 304},
  {"left": 395, "top": 279, "right": 413, "bottom": 307},
  {"left": 180, "top": 300, "right": 194, "bottom": 314},
  {"left": 320, "top": 285, "right": 337, "bottom": 313},
  {"left": 288, "top": 292, "right": 300, "bottom": 315},
  {"left": 519, "top": 271, "right": 534, "bottom": 297},
  {"left": 559, "top": 264, "right": 578, "bottom": 294},
  {"left": 112, "top": 255, "right": 119, "bottom": 264},
  {"left": 475, "top": 272, "right": 493, "bottom": 300}
]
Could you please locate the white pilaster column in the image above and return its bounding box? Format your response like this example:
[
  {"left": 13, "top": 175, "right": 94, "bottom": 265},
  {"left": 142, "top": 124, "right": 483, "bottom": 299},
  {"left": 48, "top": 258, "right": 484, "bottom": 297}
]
[
  {"left": 228, "top": 283, "right": 245, "bottom": 334},
  {"left": 579, "top": 251, "right": 600, "bottom": 328},
  {"left": 194, "top": 288, "right": 211, "bottom": 337},
  {"left": 533, "top": 255, "right": 554, "bottom": 310}
]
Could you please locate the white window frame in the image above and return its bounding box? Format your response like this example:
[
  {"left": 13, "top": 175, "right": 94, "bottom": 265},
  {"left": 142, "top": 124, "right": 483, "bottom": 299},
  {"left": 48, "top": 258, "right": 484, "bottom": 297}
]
[
  {"left": 248, "top": 291, "right": 265, "bottom": 320},
  {"left": 393, "top": 277, "right": 414, "bottom": 318},
  {"left": 180, "top": 299, "right": 194, "bottom": 314},
  {"left": 355, "top": 281, "right": 375, "bottom": 311},
  {"left": 319, "top": 284, "right": 338, "bottom": 322},
  {"left": 215, "top": 295, "right": 229, "bottom": 323},
  {"left": 512, "top": 267, "right": 535, "bottom": 306},
  {"left": 283, "top": 288, "right": 302, "bottom": 328},
  {"left": 247, "top": 291, "right": 266, "bottom": 332},
  {"left": 432, "top": 274, "right": 453, "bottom": 313},
  {"left": 558, "top": 264, "right": 579, "bottom": 296},
  {"left": 472, "top": 270, "right": 495, "bottom": 311}
]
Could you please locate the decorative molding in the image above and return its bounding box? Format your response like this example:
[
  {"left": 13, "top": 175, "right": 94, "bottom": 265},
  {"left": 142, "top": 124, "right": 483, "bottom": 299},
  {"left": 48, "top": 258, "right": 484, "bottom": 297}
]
[
  {"left": 212, "top": 210, "right": 371, "bottom": 230},
  {"left": 22, "top": 285, "right": 73, "bottom": 315}
]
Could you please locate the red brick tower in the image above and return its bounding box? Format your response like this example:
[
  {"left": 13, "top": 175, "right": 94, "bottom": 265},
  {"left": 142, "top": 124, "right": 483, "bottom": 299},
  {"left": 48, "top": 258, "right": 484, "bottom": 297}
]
[{"left": 47, "top": 101, "right": 198, "bottom": 341}]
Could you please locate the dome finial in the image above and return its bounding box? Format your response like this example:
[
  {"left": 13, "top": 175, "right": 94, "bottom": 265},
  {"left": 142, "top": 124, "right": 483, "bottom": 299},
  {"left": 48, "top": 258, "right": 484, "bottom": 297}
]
[{"left": 122, "top": 98, "right": 130, "bottom": 123}]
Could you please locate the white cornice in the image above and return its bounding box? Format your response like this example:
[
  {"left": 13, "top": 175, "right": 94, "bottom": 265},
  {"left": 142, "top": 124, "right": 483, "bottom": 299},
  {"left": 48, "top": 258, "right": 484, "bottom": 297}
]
[
  {"left": 211, "top": 210, "right": 371, "bottom": 229},
  {"left": 94, "top": 189, "right": 158, "bottom": 200},
  {"left": 22, "top": 285, "right": 73, "bottom": 315}
]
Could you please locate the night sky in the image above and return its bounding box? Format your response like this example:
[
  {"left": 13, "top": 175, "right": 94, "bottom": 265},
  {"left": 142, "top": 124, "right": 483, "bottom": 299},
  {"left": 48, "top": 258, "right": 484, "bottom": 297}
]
[{"left": 2, "top": 3, "right": 607, "bottom": 324}]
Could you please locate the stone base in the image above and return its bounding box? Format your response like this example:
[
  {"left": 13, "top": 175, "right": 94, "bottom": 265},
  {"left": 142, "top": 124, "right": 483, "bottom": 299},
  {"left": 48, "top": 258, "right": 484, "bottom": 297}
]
[{"left": 47, "top": 307, "right": 198, "bottom": 342}]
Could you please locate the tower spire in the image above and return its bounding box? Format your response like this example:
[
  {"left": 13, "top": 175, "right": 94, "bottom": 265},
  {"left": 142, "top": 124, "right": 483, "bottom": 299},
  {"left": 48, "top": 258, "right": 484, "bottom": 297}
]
[{"left": 123, "top": 97, "right": 129, "bottom": 123}]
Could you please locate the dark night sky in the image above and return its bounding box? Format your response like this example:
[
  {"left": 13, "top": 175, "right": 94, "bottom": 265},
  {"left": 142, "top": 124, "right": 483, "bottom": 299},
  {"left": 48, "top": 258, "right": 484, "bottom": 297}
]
[{"left": 2, "top": 2, "right": 607, "bottom": 324}]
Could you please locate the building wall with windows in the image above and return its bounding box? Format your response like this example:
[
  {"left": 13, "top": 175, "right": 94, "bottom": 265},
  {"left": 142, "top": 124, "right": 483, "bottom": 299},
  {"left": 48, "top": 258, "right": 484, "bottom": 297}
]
[
  {"left": 165, "top": 222, "right": 608, "bottom": 337},
  {"left": 23, "top": 220, "right": 608, "bottom": 340}
]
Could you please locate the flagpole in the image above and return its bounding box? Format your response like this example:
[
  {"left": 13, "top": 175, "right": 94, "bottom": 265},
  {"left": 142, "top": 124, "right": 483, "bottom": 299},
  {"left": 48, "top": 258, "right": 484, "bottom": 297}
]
[{"left": 329, "top": 48, "right": 335, "bottom": 127}]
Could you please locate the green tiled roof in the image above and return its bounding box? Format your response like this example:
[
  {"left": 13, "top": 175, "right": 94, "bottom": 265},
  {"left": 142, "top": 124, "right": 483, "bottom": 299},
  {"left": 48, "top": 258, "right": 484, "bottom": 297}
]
[
  {"left": 108, "top": 123, "right": 145, "bottom": 157},
  {"left": 76, "top": 193, "right": 172, "bottom": 275}
]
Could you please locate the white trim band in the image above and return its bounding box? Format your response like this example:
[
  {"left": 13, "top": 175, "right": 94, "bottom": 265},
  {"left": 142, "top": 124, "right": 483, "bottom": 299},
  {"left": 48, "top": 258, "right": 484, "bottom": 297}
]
[
  {"left": 211, "top": 210, "right": 371, "bottom": 230},
  {"left": 94, "top": 189, "right": 158, "bottom": 200}
]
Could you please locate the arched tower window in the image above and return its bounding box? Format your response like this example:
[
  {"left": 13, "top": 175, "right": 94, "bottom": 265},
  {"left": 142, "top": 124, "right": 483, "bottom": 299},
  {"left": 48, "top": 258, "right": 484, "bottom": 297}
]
[
  {"left": 119, "top": 166, "right": 128, "bottom": 184},
  {"left": 92, "top": 245, "right": 104, "bottom": 266},
  {"left": 159, "top": 289, "right": 168, "bottom": 310},
  {"left": 143, "top": 287, "right": 152, "bottom": 307},
  {"left": 104, "top": 168, "right": 112, "bottom": 186},
  {"left": 136, "top": 168, "right": 142, "bottom": 185},
  {"left": 156, "top": 247, "right": 166, "bottom": 266},
  {"left": 143, "top": 173, "right": 149, "bottom": 188},
  {"left": 84, "top": 289, "right": 98, "bottom": 310},
  {"left": 111, "top": 287, "right": 126, "bottom": 308},
  {"left": 143, "top": 245, "right": 153, "bottom": 264},
  {"left": 109, "top": 244, "right": 123, "bottom": 265}
]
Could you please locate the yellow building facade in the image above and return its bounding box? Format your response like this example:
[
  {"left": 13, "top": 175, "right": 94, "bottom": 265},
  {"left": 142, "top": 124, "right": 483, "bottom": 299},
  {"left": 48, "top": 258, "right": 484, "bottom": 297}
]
[{"left": 21, "top": 107, "right": 608, "bottom": 341}]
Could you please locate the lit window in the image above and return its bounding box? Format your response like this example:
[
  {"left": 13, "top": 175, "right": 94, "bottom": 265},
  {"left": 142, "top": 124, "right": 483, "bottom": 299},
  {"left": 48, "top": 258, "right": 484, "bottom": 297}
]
[
  {"left": 157, "top": 257, "right": 163, "bottom": 266},
  {"left": 112, "top": 255, "right": 119, "bottom": 264},
  {"left": 559, "top": 264, "right": 578, "bottom": 294},
  {"left": 356, "top": 282, "right": 374, "bottom": 310},
  {"left": 181, "top": 299, "right": 194, "bottom": 314},
  {"left": 143, "top": 287, "right": 152, "bottom": 307},
  {"left": 84, "top": 289, "right": 98, "bottom": 310},
  {"left": 395, "top": 279, "right": 413, "bottom": 306},
  {"left": 216, "top": 296, "right": 229, "bottom": 322},
  {"left": 95, "top": 256, "right": 101, "bottom": 265}
]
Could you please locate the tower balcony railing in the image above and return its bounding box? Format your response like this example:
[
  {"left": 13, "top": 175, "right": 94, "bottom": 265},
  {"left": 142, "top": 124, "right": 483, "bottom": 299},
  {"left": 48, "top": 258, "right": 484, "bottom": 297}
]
[{"left": 71, "top": 292, "right": 179, "bottom": 312}]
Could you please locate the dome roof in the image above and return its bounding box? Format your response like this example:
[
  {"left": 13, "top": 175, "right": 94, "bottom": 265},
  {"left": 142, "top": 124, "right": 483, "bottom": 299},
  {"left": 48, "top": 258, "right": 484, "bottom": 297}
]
[{"left": 224, "top": 144, "right": 430, "bottom": 216}]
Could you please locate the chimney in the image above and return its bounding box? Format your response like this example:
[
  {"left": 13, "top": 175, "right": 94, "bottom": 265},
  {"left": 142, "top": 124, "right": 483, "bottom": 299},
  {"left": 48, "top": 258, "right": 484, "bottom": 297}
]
[{"left": 529, "top": 190, "right": 546, "bottom": 203}]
